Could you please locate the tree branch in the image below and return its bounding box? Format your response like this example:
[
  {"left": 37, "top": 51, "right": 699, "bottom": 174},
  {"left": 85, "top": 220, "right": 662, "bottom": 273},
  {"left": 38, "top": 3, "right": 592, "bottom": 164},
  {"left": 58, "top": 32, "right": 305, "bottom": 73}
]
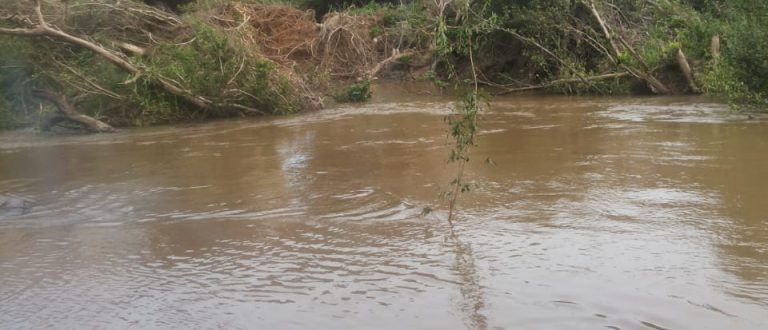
[
  {"left": 367, "top": 48, "right": 417, "bottom": 79},
  {"left": 492, "top": 72, "right": 630, "bottom": 95},
  {"left": 0, "top": 26, "right": 44, "bottom": 35},
  {"left": 32, "top": 89, "right": 114, "bottom": 133},
  {"left": 584, "top": 0, "right": 621, "bottom": 58},
  {"left": 581, "top": 0, "right": 671, "bottom": 94}
]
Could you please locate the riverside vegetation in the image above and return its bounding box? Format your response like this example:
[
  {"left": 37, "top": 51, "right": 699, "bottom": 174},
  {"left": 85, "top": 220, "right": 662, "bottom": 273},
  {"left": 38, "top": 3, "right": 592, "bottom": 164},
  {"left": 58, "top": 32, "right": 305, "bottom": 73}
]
[{"left": 1, "top": 0, "right": 766, "bottom": 131}]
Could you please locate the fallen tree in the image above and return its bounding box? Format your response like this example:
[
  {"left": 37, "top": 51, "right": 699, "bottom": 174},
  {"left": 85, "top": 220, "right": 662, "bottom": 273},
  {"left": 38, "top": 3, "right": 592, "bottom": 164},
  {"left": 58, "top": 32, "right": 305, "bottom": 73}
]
[
  {"left": 0, "top": 0, "right": 213, "bottom": 110},
  {"left": 676, "top": 47, "right": 700, "bottom": 93},
  {"left": 0, "top": 0, "right": 319, "bottom": 130}
]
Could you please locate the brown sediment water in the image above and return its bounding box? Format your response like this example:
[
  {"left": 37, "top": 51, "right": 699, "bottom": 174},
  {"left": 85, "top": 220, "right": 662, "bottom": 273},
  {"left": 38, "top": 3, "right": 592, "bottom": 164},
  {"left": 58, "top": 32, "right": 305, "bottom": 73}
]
[{"left": 1, "top": 84, "right": 767, "bottom": 329}]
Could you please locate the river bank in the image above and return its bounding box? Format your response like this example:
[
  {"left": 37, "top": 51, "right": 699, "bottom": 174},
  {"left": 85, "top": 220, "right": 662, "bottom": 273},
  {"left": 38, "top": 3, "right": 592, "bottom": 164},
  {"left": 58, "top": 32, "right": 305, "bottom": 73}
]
[{"left": 2, "top": 1, "right": 767, "bottom": 133}]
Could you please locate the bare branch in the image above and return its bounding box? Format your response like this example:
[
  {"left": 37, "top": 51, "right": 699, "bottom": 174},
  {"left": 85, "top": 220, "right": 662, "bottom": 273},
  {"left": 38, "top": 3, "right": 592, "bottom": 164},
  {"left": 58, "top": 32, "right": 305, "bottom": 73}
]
[
  {"left": 584, "top": 0, "right": 621, "bottom": 57},
  {"left": 367, "top": 48, "right": 417, "bottom": 79},
  {"left": 52, "top": 58, "right": 124, "bottom": 100},
  {"left": 493, "top": 72, "right": 630, "bottom": 95},
  {"left": 32, "top": 89, "right": 114, "bottom": 132}
]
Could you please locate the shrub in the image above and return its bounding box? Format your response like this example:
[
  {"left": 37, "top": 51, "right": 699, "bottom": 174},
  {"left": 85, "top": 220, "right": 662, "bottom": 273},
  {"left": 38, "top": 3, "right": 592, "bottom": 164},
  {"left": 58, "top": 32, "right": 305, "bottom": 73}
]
[
  {"left": 335, "top": 79, "right": 371, "bottom": 102},
  {"left": 697, "top": 3, "right": 768, "bottom": 110},
  {"left": 146, "top": 24, "right": 301, "bottom": 115}
]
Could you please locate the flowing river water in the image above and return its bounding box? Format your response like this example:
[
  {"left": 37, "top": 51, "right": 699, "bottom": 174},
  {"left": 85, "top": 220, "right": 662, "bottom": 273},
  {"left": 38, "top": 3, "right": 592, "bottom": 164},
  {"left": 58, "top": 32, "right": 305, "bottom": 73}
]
[{"left": 1, "top": 84, "right": 767, "bottom": 329}]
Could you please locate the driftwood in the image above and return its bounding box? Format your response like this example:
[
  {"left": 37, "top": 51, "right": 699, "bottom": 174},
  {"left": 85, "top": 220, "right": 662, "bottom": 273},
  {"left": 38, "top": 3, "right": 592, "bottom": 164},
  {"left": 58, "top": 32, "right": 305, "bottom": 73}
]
[
  {"left": 676, "top": 48, "right": 700, "bottom": 93},
  {"left": 32, "top": 90, "right": 114, "bottom": 132},
  {"left": 492, "top": 72, "right": 630, "bottom": 95},
  {"left": 315, "top": 12, "right": 377, "bottom": 77}
]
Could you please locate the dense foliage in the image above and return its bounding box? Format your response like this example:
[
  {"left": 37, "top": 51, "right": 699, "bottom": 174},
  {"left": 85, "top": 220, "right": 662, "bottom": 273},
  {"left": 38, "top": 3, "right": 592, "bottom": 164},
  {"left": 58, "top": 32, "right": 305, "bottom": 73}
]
[
  {"left": 441, "top": 0, "right": 768, "bottom": 108},
  {"left": 696, "top": 1, "right": 768, "bottom": 109}
]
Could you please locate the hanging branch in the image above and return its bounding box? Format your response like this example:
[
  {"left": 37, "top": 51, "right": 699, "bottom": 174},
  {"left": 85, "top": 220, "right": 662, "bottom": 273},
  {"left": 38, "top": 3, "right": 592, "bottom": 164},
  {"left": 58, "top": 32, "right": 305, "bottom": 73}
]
[{"left": 442, "top": 1, "right": 487, "bottom": 225}]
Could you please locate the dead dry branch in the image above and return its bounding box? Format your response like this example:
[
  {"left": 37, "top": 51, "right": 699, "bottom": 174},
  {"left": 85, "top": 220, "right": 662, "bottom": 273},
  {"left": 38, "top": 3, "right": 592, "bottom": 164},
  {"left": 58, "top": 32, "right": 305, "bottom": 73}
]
[
  {"left": 208, "top": 4, "right": 418, "bottom": 81},
  {"left": 315, "top": 12, "right": 378, "bottom": 77},
  {"left": 32, "top": 89, "right": 114, "bottom": 132},
  {"left": 212, "top": 4, "right": 318, "bottom": 63}
]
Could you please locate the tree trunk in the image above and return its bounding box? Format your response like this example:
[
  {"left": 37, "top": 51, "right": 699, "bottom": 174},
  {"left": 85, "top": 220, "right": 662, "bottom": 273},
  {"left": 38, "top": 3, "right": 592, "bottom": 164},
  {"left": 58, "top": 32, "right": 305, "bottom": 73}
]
[
  {"left": 586, "top": 0, "right": 621, "bottom": 58},
  {"left": 676, "top": 48, "right": 700, "bottom": 93},
  {"left": 710, "top": 35, "right": 721, "bottom": 65}
]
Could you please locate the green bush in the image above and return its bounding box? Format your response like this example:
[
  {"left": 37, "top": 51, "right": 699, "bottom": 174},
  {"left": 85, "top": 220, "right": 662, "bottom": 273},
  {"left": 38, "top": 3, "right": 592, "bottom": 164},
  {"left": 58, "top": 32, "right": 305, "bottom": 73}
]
[
  {"left": 700, "top": 19, "right": 768, "bottom": 110},
  {"left": 723, "top": 17, "right": 768, "bottom": 94},
  {"left": 144, "top": 23, "right": 301, "bottom": 118},
  {"left": 335, "top": 79, "right": 371, "bottom": 102},
  {"left": 692, "top": 2, "right": 768, "bottom": 110}
]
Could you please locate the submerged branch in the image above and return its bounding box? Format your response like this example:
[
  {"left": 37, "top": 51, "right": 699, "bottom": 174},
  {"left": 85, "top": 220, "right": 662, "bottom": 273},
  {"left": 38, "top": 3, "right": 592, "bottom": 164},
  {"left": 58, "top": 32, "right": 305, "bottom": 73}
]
[
  {"left": 493, "top": 72, "right": 630, "bottom": 95},
  {"left": 32, "top": 89, "right": 114, "bottom": 133}
]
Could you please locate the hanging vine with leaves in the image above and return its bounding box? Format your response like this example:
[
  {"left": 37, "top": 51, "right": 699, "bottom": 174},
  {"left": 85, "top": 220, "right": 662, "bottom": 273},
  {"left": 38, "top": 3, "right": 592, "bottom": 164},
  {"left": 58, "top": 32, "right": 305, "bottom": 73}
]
[{"left": 431, "top": 0, "right": 497, "bottom": 224}]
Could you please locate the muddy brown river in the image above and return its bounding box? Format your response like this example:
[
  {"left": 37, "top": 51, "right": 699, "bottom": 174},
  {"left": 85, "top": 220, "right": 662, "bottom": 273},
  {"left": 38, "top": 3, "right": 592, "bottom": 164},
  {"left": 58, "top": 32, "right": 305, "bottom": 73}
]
[{"left": 1, "top": 85, "right": 767, "bottom": 329}]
